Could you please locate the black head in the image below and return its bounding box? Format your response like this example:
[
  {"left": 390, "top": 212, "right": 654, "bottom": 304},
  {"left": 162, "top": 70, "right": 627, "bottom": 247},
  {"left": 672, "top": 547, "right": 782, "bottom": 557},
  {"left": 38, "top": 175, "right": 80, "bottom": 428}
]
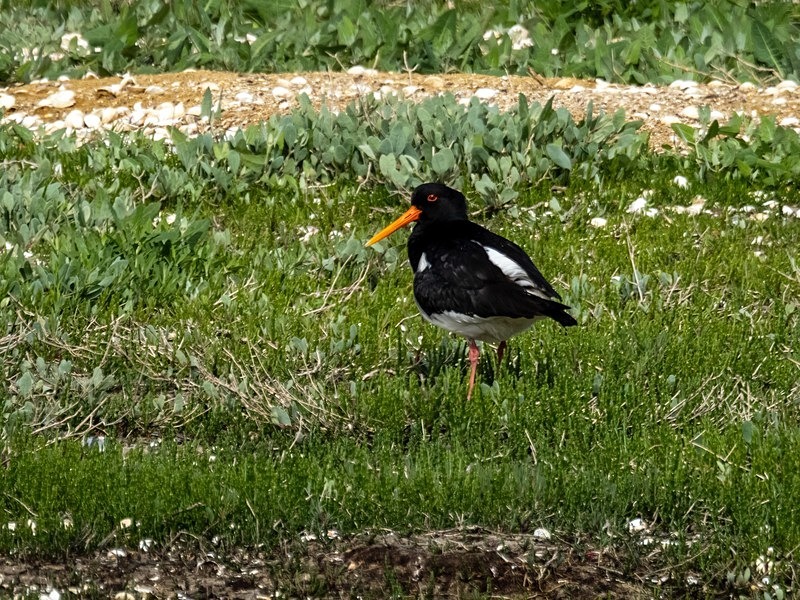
[
  {"left": 366, "top": 183, "right": 469, "bottom": 247},
  {"left": 410, "top": 183, "right": 469, "bottom": 223}
]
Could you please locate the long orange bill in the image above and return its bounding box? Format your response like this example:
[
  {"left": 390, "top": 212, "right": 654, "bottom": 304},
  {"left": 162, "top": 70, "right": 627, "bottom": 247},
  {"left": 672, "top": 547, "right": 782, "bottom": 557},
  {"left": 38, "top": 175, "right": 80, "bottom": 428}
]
[{"left": 365, "top": 206, "right": 422, "bottom": 246}]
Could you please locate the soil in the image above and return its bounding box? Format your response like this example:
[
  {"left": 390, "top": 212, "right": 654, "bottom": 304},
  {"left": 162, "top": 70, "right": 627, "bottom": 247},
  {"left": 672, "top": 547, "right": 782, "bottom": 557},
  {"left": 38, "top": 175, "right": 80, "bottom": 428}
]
[
  {"left": 2, "top": 69, "right": 800, "bottom": 149},
  {"left": 1, "top": 527, "right": 709, "bottom": 599}
]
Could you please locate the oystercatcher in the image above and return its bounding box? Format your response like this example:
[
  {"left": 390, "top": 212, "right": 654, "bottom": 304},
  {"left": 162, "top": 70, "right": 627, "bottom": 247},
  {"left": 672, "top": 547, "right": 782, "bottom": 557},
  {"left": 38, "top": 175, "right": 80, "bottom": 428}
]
[{"left": 367, "top": 182, "right": 577, "bottom": 399}]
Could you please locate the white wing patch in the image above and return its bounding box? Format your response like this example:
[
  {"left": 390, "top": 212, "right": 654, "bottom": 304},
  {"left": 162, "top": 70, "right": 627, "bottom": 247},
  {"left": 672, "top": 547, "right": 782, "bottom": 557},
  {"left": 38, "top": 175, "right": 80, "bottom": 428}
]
[
  {"left": 484, "top": 246, "right": 552, "bottom": 299},
  {"left": 417, "top": 252, "right": 430, "bottom": 273}
]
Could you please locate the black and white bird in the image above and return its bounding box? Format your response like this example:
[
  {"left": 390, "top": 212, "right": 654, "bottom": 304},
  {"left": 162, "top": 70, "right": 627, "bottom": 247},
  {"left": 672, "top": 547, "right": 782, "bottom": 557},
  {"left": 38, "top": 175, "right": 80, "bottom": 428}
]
[{"left": 367, "top": 182, "right": 577, "bottom": 400}]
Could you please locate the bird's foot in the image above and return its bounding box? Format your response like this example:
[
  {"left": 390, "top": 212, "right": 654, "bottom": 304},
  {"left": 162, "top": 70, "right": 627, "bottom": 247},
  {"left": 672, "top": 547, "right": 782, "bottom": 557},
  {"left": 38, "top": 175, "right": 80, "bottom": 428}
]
[{"left": 467, "top": 339, "right": 480, "bottom": 400}]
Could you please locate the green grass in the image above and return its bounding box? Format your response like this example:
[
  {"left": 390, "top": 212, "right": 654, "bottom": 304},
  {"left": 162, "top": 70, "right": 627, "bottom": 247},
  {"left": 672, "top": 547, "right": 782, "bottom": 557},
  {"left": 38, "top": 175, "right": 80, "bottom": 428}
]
[{"left": 2, "top": 111, "right": 800, "bottom": 596}]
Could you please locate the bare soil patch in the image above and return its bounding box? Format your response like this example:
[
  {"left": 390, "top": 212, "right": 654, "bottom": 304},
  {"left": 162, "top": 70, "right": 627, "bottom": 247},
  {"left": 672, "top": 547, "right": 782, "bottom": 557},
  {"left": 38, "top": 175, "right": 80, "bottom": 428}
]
[{"left": 1, "top": 528, "right": 707, "bottom": 599}]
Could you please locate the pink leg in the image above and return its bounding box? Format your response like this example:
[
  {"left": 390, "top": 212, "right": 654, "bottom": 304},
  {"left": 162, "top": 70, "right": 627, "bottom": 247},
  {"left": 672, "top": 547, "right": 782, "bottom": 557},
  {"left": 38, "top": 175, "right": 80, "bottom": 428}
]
[
  {"left": 496, "top": 340, "right": 507, "bottom": 365},
  {"left": 467, "top": 339, "right": 480, "bottom": 400}
]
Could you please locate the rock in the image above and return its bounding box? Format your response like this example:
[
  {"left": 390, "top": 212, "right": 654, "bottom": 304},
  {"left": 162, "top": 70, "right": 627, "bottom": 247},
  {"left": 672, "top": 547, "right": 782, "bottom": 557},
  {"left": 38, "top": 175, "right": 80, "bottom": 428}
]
[
  {"left": 64, "top": 109, "right": 84, "bottom": 129},
  {"left": 83, "top": 112, "right": 101, "bottom": 129},
  {"left": 272, "top": 86, "right": 293, "bottom": 99},
  {"left": 0, "top": 93, "right": 15, "bottom": 109},
  {"left": 37, "top": 89, "right": 76, "bottom": 109},
  {"left": 627, "top": 197, "right": 648, "bottom": 214},
  {"left": 680, "top": 106, "right": 700, "bottom": 120},
  {"left": 672, "top": 175, "right": 689, "bottom": 189},
  {"left": 474, "top": 87, "right": 499, "bottom": 100}
]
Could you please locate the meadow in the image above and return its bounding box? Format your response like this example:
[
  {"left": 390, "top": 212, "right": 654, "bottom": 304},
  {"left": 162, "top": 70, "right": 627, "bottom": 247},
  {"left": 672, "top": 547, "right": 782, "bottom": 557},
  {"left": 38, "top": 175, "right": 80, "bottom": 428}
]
[{"left": 2, "top": 1, "right": 800, "bottom": 597}]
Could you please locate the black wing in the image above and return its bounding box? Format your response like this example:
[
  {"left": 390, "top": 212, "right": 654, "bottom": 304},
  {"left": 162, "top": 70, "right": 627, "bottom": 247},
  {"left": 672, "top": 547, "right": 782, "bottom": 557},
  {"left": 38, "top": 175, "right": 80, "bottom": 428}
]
[{"left": 411, "top": 234, "right": 576, "bottom": 326}]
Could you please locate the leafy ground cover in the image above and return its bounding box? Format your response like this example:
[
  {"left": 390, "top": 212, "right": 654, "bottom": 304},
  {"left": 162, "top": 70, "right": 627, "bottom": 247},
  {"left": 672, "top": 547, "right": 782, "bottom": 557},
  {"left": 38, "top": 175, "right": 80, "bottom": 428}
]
[
  {"left": 1, "top": 0, "right": 800, "bottom": 85},
  {"left": 2, "top": 88, "right": 800, "bottom": 596}
]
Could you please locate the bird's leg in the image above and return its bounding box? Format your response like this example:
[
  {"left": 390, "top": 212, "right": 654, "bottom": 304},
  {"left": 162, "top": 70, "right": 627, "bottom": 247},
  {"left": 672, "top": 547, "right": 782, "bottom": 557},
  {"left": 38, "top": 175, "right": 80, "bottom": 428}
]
[
  {"left": 496, "top": 340, "right": 507, "bottom": 366},
  {"left": 467, "top": 339, "right": 480, "bottom": 400}
]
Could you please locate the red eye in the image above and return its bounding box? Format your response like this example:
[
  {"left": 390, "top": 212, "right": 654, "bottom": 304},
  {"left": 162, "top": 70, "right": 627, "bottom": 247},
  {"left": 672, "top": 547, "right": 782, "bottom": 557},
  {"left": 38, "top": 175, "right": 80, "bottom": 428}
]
[{"left": 427, "top": 194, "right": 438, "bottom": 202}]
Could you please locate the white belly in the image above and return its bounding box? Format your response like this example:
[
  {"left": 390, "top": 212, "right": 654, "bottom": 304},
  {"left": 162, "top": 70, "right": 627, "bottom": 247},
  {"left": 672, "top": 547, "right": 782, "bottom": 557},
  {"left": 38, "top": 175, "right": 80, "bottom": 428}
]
[{"left": 417, "top": 304, "right": 538, "bottom": 343}]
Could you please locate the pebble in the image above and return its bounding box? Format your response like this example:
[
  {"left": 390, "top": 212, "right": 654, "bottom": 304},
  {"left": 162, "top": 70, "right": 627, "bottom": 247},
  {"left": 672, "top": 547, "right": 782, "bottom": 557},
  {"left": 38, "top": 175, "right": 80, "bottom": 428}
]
[
  {"left": 83, "top": 112, "right": 101, "bottom": 129},
  {"left": 272, "top": 86, "right": 293, "bottom": 99},
  {"left": 627, "top": 197, "right": 648, "bottom": 214},
  {"left": 669, "top": 79, "right": 698, "bottom": 90},
  {"left": 739, "top": 81, "right": 758, "bottom": 92},
  {"left": 235, "top": 91, "right": 254, "bottom": 103},
  {"left": 649, "top": 103, "right": 661, "bottom": 112},
  {"left": 64, "top": 109, "right": 84, "bottom": 129},
  {"left": 145, "top": 85, "right": 165, "bottom": 94},
  {"left": 474, "top": 87, "right": 499, "bottom": 100},
  {"left": 347, "top": 65, "right": 377, "bottom": 76},
  {"left": 673, "top": 175, "right": 689, "bottom": 189},
  {"left": 533, "top": 527, "right": 552, "bottom": 540},
  {"left": 628, "top": 518, "right": 647, "bottom": 533},
  {"left": 290, "top": 76, "right": 308, "bottom": 86},
  {"left": 776, "top": 79, "right": 798, "bottom": 92},
  {"left": 782, "top": 205, "right": 799, "bottom": 217},
  {"left": 0, "top": 93, "right": 14, "bottom": 109},
  {"left": 779, "top": 116, "right": 800, "bottom": 127},
  {"left": 402, "top": 85, "right": 420, "bottom": 96},
  {"left": 680, "top": 106, "right": 700, "bottom": 120},
  {"left": 590, "top": 217, "right": 608, "bottom": 228},
  {"left": 37, "top": 89, "right": 76, "bottom": 109}
]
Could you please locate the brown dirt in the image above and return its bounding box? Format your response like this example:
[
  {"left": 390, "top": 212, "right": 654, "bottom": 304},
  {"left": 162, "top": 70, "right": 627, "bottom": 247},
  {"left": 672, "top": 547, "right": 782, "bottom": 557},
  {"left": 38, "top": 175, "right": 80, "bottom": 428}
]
[
  {"left": 3, "top": 69, "right": 800, "bottom": 148},
  {"left": 0, "top": 528, "right": 709, "bottom": 599}
]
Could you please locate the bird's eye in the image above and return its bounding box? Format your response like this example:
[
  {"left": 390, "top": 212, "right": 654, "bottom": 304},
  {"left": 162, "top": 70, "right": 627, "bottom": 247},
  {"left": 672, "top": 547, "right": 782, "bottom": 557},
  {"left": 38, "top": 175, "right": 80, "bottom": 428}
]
[{"left": 427, "top": 194, "right": 438, "bottom": 202}]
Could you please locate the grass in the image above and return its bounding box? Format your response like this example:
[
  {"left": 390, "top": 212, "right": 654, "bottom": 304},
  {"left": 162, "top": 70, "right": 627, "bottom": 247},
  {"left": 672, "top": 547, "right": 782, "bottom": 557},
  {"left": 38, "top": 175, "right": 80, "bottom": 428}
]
[{"left": 2, "top": 115, "right": 800, "bottom": 595}]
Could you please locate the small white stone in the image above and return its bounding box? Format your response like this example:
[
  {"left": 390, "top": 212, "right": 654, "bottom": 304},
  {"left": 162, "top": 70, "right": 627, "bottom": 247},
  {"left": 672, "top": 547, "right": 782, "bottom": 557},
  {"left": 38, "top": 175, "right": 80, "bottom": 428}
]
[
  {"left": 779, "top": 116, "right": 800, "bottom": 127},
  {"left": 660, "top": 115, "right": 680, "bottom": 125},
  {"left": 402, "top": 85, "right": 420, "bottom": 96},
  {"left": 152, "top": 128, "right": 170, "bottom": 142},
  {"left": 186, "top": 104, "right": 203, "bottom": 116},
  {"left": 709, "top": 110, "right": 725, "bottom": 121},
  {"left": 649, "top": 103, "right": 661, "bottom": 112},
  {"left": 347, "top": 65, "right": 367, "bottom": 76},
  {"left": 155, "top": 102, "right": 175, "bottom": 122},
  {"left": 108, "top": 548, "right": 127, "bottom": 558},
  {"left": 173, "top": 102, "right": 185, "bottom": 118},
  {"left": 6, "top": 522, "right": 16, "bottom": 531},
  {"left": 644, "top": 208, "right": 659, "bottom": 217},
  {"left": 680, "top": 106, "right": 700, "bottom": 120},
  {"left": 272, "top": 86, "right": 293, "bottom": 99},
  {"left": 120, "top": 517, "right": 133, "bottom": 529},
  {"left": 83, "top": 113, "right": 101, "bottom": 129},
  {"left": 533, "top": 527, "right": 551, "bottom": 540},
  {"left": 669, "top": 79, "right": 698, "bottom": 90},
  {"left": 139, "top": 538, "right": 154, "bottom": 551},
  {"left": 782, "top": 205, "right": 798, "bottom": 217},
  {"left": 235, "top": 91, "right": 254, "bottom": 103},
  {"left": 0, "top": 93, "right": 14, "bottom": 109},
  {"left": 751, "top": 212, "right": 769, "bottom": 222},
  {"left": 145, "top": 85, "right": 165, "bottom": 94},
  {"left": 672, "top": 175, "right": 689, "bottom": 189},
  {"left": 290, "top": 76, "right": 308, "bottom": 86},
  {"left": 590, "top": 217, "right": 608, "bottom": 228},
  {"left": 474, "top": 87, "right": 499, "bottom": 100},
  {"left": 37, "top": 89, "right": 76, "bottom": 109},
  {"left": 739, "top": 81, "right": 757, "bottom": 92},
  {"left": 627, "top": 197, "right": 648, "bottom": 214},
  {"left": 99, "top": 107, "right": 116, "bottom": 124},
  {"left": 628, "top": 518, "right": 647, "bottom": 533},
  {"left": 64, "top": 109, "right": 84, "bottom": 129},
  {"left": 776, "top": 79, "right": 798, "bottom": 91}
]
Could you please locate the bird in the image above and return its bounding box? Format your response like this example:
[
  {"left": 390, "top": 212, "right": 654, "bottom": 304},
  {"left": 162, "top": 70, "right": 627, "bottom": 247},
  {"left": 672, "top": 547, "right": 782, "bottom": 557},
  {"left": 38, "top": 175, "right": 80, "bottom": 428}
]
[{"left": 366, "top": 182, "right": 577, "bottom": 400}]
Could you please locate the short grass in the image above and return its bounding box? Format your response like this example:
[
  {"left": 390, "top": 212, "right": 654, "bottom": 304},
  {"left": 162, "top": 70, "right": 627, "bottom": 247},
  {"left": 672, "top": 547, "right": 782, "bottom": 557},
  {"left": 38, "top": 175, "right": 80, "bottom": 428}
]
[{"left": 2, "top": 120, "right": 799, "bottom": 596}]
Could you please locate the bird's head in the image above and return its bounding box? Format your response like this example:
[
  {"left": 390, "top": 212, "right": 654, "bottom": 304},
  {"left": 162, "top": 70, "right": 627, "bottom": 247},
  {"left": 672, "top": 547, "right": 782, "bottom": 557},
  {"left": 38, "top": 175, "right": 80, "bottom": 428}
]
[{"left": 366, "top": 183, "right": 468, "bottom": 246}]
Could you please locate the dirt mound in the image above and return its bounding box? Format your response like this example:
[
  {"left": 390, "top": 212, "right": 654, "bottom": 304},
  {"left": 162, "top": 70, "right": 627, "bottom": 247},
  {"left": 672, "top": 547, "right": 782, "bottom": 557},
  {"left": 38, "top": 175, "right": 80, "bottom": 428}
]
[{"left": 3, "top": 69, "right": 799, "bottom": 149}]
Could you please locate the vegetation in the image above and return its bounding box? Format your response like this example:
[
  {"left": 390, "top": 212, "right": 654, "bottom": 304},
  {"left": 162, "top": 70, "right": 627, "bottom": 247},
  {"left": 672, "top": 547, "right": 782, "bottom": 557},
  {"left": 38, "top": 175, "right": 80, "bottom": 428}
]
[
  {"left": 1, "top": 0, "right": 800, "bottom": 84},
  {"left": 2, "top": 0, "right": 800, "bottom": 596}
]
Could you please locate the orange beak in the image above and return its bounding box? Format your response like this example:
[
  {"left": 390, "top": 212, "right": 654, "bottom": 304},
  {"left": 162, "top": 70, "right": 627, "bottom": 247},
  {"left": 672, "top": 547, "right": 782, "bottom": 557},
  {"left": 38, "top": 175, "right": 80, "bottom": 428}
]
[{"left": 365, "top": 206, "right": 422, "bottom": 246}]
